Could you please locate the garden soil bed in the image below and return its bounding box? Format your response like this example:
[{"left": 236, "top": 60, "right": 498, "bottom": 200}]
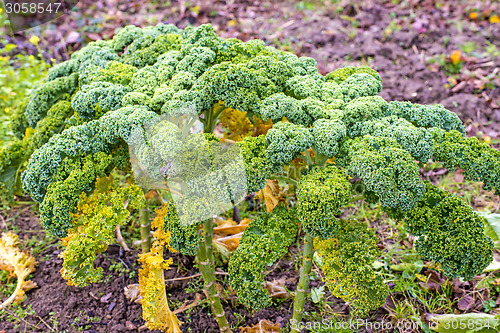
[{"left": 0, "top": 204, "right": 325, "bottom": 333}]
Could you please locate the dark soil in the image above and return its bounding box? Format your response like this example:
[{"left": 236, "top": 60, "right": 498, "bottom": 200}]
[
  {"left": 8, "top": 192, "right": 498, "bottom": 333},
  {"left": 0, "top": 204, "right": 320, "bottom": 333}
]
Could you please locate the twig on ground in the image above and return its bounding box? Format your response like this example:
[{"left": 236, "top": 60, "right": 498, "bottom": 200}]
[
  {"left": 173, "top": 293, "right": 202, "bottom": 314},
  {"left": 1, "top": 306, "right": 44, "bottom": 331},
  {"left": 0, "top": 213, "right": 6, "bottom": 229},
  {"left": 36, "top": 315, "right": 56, "bottom": 332},
  {"left": 118, "top": 246, "right": 130, "bottom": 271},
  {"left": 164, "top": 271, "right": 228, "bottom": 283},
  {"left": 116, "top": 225, "right": 130, "bottom": 252}
]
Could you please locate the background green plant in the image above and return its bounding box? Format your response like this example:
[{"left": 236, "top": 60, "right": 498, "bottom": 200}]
[{"left": 0, "top": 41, "right": 50, "bottom": 148}]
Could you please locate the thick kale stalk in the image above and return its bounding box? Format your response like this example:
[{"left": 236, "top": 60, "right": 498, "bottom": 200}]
[
  {"left": 290, "top": 233, "right": 314, "bottom": 332},
  {"left": 139, "top": 206, "right": 152, "bottom": 253},
  {"left": 198, "top": 218, "right": 231, "bottom": 333},
  {"left": 291, "top": 163, "right": 388, "bottom": 324}
]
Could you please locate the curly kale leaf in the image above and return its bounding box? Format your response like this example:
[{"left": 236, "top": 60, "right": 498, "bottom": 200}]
[
  {"left": 228, "top": 206, "right": 299, "bottom": 309},
  {"left": 265, "top": 121, "right": 313, "bottom": 168},
  {"left": 359, "top": 115, "right": 434, "bottom": 163},
  {"left": 195, "top": 61, "right": 280, "bottom": 115},
  {"left": 72, "top": 82, "right": 131, "bottom": 120},
  {"left": 0, "top": 101, "right": 73, "bottom": 204},
  {"left": 285, "top": 75, "right": 323, "bottom": 99},
  {"left": 315, "top": 219, "right": 388, "bottom": 317},
  {"left": 176, "top": 46, "right": 216, "bottom": 77},
  {"left": 9, "top": 99, "right": 29, "bottom": 140},
  {"left": 258, "top": 93, "right": 312, "bottom": 126},
  {"left": 326, "top": 65, "right": 382, "bottom": 85},
  {"left": 339, "top": 73, "right": 382, "bottom": 102},
  {"left": 311, "top": 118, "right": 347, "bottom": 158},
  {"left": 297, "top": 165, "right": 352, "bottom": 239},
  {"left": 162, "top": 202, "right": 202, "bottom": 256},
  {"left": 0, "top": 141, "right": 25, "bottom": 204},
  {"left": 339, "top": 135, "right": 425, "bottom": 212},
  {"left": 430, "top": 128, "right": 500, "bottom": 194},
  {"left": 25, "top": 73, "right": 78, "bottom": 127},
  {"left": 123, "top": 33, "right": 182, "bottom": 67},
  {"left": 39, "top": 150, "right": 124, "bottom": 238},
  {"left": 60, "top": 178, "right": 145, "bottom": 286},
  {"left": 122, "top": 92, "right": 151, "bottom": 107},
  {"left": 342, "top": 96, "right": 389, "bottom": 137},
  {"left": 237, "top": 135, "right": 275, "bottom": 193},
  {"left": 388, "top": 101, "right": 465, "bottom": 135},
  {"left": 404, "top": 183, "right": 493, "bottom": 280},
  {"left": 22, "top": 106, "right": 157, "bottom": 203},
  {"left": 78, "top": 61, "right": 138, "bottom": 86},
  {"left": 47, "top": 42, "right": 118, "bottom": 81}
]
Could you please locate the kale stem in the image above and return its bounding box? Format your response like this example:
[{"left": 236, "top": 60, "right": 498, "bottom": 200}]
[
  {"left": 204, "top": 101, "right": 226, "bottom": 134},
  {"left": 300, "top": 149, "right": 314, "bottom": 166},
  {"left": 270, "top": 175, "right": 299, "bottom": 187},
  {"left": 196, "top": 104, "right": 232, "bottom": 331},
  {"left": 291, "top": 233, "right": 315, "bottom": 332},
  {"left": 197, "top": 218, "right": 232, "bottom": 332},
  {"left": 315, "top": 152, "right": 329, "bottom": 167},
  {"left": 139, "top": 205, "right": 152, "bottom": 253},
  {"left": 349, "top": 195, "right": 365, "bottom": 202}
]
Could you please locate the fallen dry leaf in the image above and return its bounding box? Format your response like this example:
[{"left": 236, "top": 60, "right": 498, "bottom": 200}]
[
  {"left": 0, "top": 232, "right": 37, "bottom": 310},
  {"left": 214, "top": 233, "right": 243, "bottom": 252},
  {"left": 252, "top": 116, "right": 273, "bottom": 137},
  {"left": 214, "top": 218, "right": 250, "bottom": 235},
  {"left": 173, "top": 293, "right": 202, "bottom": 314},
  {"left": 240, "top": 319, "right": 281, "bottom": 333},
  {"left": 264, "top": 277, "right": 291, "bottom": 299},
  {"left": 457, "top": 294, "right": 475, "bottom": 311},
  {"left": 124, "top": 283, "right": 143, "bottom": 304},
  {"left": 256, "top": 180, "right": 285, "bottom": 212}
]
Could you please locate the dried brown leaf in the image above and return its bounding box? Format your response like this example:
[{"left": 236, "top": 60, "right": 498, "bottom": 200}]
[
  {"left": 457, "top": 294, "right": 475, "bottom": 311},
  {"left": 256, "top": 180, "right": 285, "bottom": 212},
  {"left": 240, "top": 319, "right": 281, "bottom": 333},
  {"left": 124, "top": 283, "right": 143, "bottom": 304},
  {"left": 214, "top": 233, "right": 243, "bottom": 252},
  {"left": 264, "top": 277, "right": 291, "bottom": 299},
  {"left": 214, "top": 218, "right": 250, "bottom": 236}
]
